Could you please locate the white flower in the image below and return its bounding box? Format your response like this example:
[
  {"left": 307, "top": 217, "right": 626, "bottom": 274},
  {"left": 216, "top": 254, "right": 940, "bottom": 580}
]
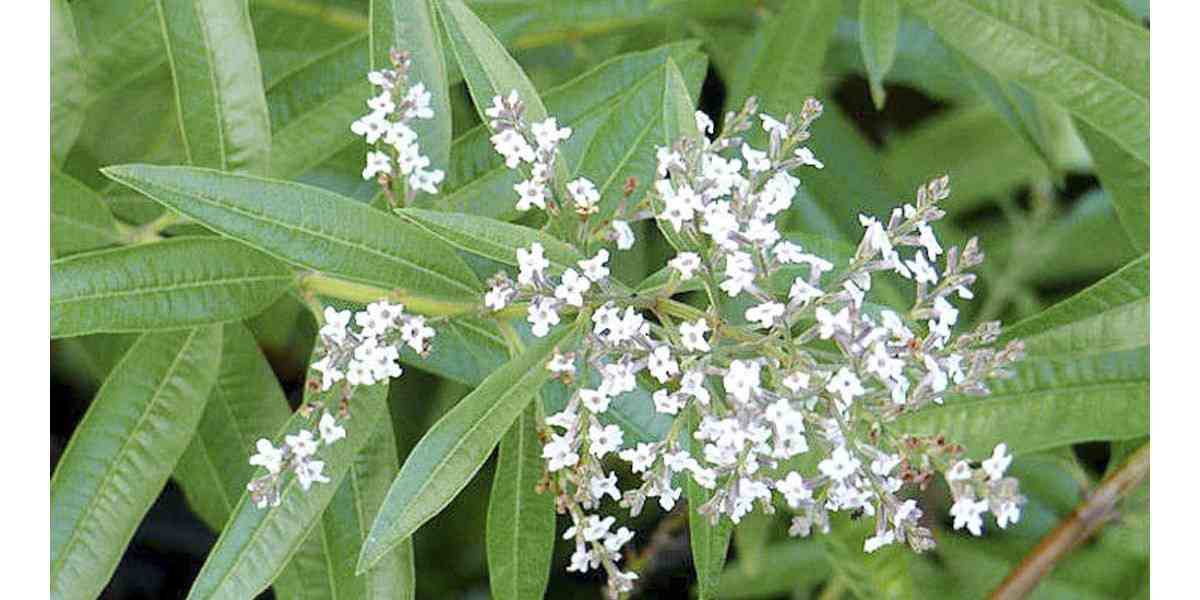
[
  {"left": 669, "top": 252, "right": 702, "bottom": 280},
  {"left": 395, "top": 142, "right": 429, "bottom": 175},
  {"left": 816, "top": 306, "right": 851, "bottom": 339},
  {"left": 652, "top": 389, "right": 683, "bottom": 415},
  {"left": 362, "top": 150, "right": 391, "bottom": 180},
  {"left": 249, "top": 439, "right": 284, "bottom": 474},
  {"left": 701, "top": 154, "right": 743, "bottom": 197},
  {"left": 871, "top": 453, "right": 901, "bottom": 476},
  {"left": 695, "top": 110, "right": 715, "bottom": 136},
  {"left": 567, "top": 548, "right": 595, "bottom": 573},
  {"left": 619, "top": 443, "right": 656, "bottom": 473},
  {"left": 578, "top": 250, "right": 610, "bottom": 282},
  {"left": 982, "top": 443, "right": 1013, "bottom": 481},
  {"left": 590, "top": 471, "right": 621, "bottom": 502},
  {"left": 720, "top": 252, "right": 756, "bottom": 297},
  {"left": 773, "top": 241, "right": 805, "bottom": 264},
  {"left": 404, "top": 82, "right": 434, "bottom": 119},
  {"left": 543, "top": 434, "right": 580, "bottom": 471},
  {"left": 531, "top": 117, "right": 571, "bottom": 150},
  {"left": 579, "top": 388, "right": 611, "bottom": 414},
  {"left": 917, "top": 223, "right": 943, "bottom": 259},
  {"left": 742, "top": 143, "right": 770, "bottom": 172},
  {"left": 567, "top": 177, "right": 600, "bottom": 212},
  {"left": 294, "top": 458, "right": 330, "bottom": 490},
  {"left": 545, "top": 408, "right": 576, "bottom": 429},
  {"left": 346, "top": 359, "right": 376, "bottom": 387},
  {"left": 384, "top": 121, "right": 416, "bottom": 149},
  {"left": 409, "top": 168, "right": 444, "bottom": 194},
  {"left": 656, "top": 146, "right": 683, "bottom": 175},
  {"left": 605, "top": 527, "right": 635, "bottom": 553},
  {"left": 782, "top": 371, "right": 810, "bottom": 393},
  {"left": 794, "top": 147, "right": 824, "bottom": 169},
  {"left": 285, "top": 430, "right": 319, "bottom": 459},
  {"left": 367, "top": 70, "right": 393, "bottom": 89},
  {"left": 859, "top": 215, "right": 893, "bottom": 256},
  {"left": 647, "top": 346, "right": 679, "bottom": 383},
  {"left": 527, "top": 296, "right": 561, "bottom": 337},
  {"left": 516, "top": 242, "right": 549, "bottom": 286},
  {"left": 826, "top": 368, "right": 865, "bottom": 407},
  {"left": 612, "top": 220, "right": 635, "bottom": 250},
  {"left": 946, "top": 460, "right": 973, "bottom": 482},
  {"left": 776, "top": 472, "right": 812, "bottom": 508},
  {"left": 864, "top": 531, "right": 896, "bottom": 553},
  {"left": 745, "top": 301, "right": 785, "bottom": 329},
  {"left": 723, "top": 359, "right": 762, "bottom": 403},
  {"left": 680, "top": 370, "right": 710, "bottom": 404},
  {"left": 679, "top": 319, "right": 711, "bottom": 353},
  {"left": 994, "top": 500, "right": 1022, "bottom": 529},
  {"left": 318, "top": 413, "right": 346, "bottom": 444},
  {"left": 484, "top": 284, "right": 514, "bottom": 311},
  {"left": 950, "top": 497, "right": 989, "bottom": 536},
  {"left": 589, "top": 424, "right": 624, "bottom": 458},
  {"left": 514, "top": 179, "right": 546, "bottom": 211},
  {"left": 367, "top": 91, "right": 395, "bottom": 114},
  {"left": 491, "top": 129, "right": 535, "bottom": 168},
  {"left": 554, "top": 268, "right": 591, "bottom": 307},
  {"left": 320, "top": 305, "right": 350, "bottom": 337},
  {"left": 819, "top": 446, "right": 861, "bottom": 482},
  {"left": 547, "top": 352, "right": 576, "bottom": 375},
  {"left": 760, "top": 113, "right": 788, "bottom": 137},
  {"left": 350, "top": 110, "right": 390, "bottom": 143},
  {"left": 657, "top": 180, "right": 698, "bottom": 232},
  {"left": 789, "top": 278, "right": 823, "bottom": 305},
  {"left": 760, "top": 171, "right": 798, "bottom": 216},
  {"left": 905, "top": 250, "right": 938, "bottom": 285},
  {"left": 893, "top": 499, "right": 921, "bottom": 527},
  {"left": 399, "top": 315, "right": 435, "bottom": 353}
]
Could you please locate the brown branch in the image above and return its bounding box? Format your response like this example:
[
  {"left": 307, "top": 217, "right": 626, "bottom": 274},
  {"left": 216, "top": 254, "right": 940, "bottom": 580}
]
[{"left": 988, "top": 442, "right": 1150, "bottom": 600}]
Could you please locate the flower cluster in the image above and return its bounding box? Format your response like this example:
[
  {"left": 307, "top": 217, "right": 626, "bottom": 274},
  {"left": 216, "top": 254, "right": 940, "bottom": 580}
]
[
  {"left": 247, "top": 302, "right": 436, "bottom": 508},
  {"left": 484, "top": 94, "right": 1028, "bottom": 595},
  {"left": 352, "top": 48, "right": 445, "bottom": 204}
]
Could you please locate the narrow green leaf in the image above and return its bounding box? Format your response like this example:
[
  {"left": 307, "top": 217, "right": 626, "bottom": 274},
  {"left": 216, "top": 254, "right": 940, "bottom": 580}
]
[
  {"left": 51, "top": 237, "right": 294, "bottom": 338},
  {"left": 50, "top": 170, "right": 121, "bottom": 258},
  {"left": 486, "top": 404, "right": 555, "bottom": 600},
  {"left": 859, "top": 0, "right": 900, "bottom": 109},
  {"left": 651, "top": 57, "right": 703, "bottom": 254},
  {"left": 1002, "top": 255, "right": 1148, "bottom": 357},
  {"left": 174, "top": 322, "right": 292, "bottom": 531},
  {"left": 688, "top": 405, "right": 732, "bottom": 600},
  {"left": 51, "top": 327, "right": 223, "bottom": 600},
  {"left": 717, "top": 540, "right": 829, "bottom": 599},
  {"left": 155, "top": 0, "right": 272, "bottom": 173},
  {"left": 51, "top": 0, "right": 87, "bottom": 164},
  {"left": 953, "top": 53, "right": 1062, "bottom": 172},
  {"left": 900, "top": 0, "right": 1149, "bottom": 164},
  {"left": 358, "top": 320, "right": 583, "bottom": 573},
  {"left": 823, "top": 514, "right": 915, "bottom": 600},
  {"left": 732, "top": 511, "right": 771, "bottom": 577},
  {"left": 1076, "top": 118, "right": 1149, "bottom": 251},
  {"left": 371, "top": 0, "right": 451, "bottom": 174},
  {"left": 101, "top": 165, "right": 483, "bottom": 303},
  {"left": 186, "top": 383, "right": 388, "bottom": 599},
  {"left": 396, "top": 207, "right": 583, "bottom": 272}
]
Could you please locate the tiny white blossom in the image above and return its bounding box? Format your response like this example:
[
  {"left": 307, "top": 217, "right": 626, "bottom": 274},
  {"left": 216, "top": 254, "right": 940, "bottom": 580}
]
[
  {"left": 514, "top": 179, "right": 546, "bottom": 211},
  {"left": 982, "top": 443, "right": 1013, "bottom": 481},
  {"left": 741, "top": 143, "right": 770, "bottom": 172},
  {"left": 516, "top": 242, "right": 549, "bottom": 286},
  {"left": 789, "top": 278, "right": 823, "bottom": 305},
  {"left": 760, "top": 113, "right": 788, "bottom": 137},
  {"left": 294, "top": 458, "right": 330, "bottom": 490},
  {"left": 318, "top": 413, "right": 346, "bottom": 444},
  {"left": 543, "top": 434, "right": 580, "bottom": 471},
  {"left": 590, "top": 471, "right": 621, "bottom": 502},
  {"left": 579, "top": 388, "right": 611, "bottom": 414},
  {"left": 946, "top": 460, "right": 973, "bottom": 482},
  {"left": 782, "top": 371, "right": 810, "bottom": 393},
  {"left": 409, "top": 167, "right": 444, "bottom": 194},
  {"left": 695, "top": 110, "right": 715, "bottom": 136},
  {"left": 589, "top": 423, "right": 624, "bottom": 458},
  {"left": 669, "top": 252, "right": 702, "bottom": 280},
  {"left": 950, "top": 497, "right": 989, "bottom": 536},
  {"left": 527, "top": 296, "right": 561, "bottom": 337},
  {"left": 531, "top": 117, "right": 571, "bottom": 150},
  {"left": 367, "top": 91, "right": 395, "bottom": 114},
  {"left": 619, "top": 443, "right": 656, "bottom": 473},
  {"left": 864, "top": 531, "right": 896, "bottom": 553},
  {"left": 680, "top": 370, "right": 711, "bottom": 404},
  {"left": 723, "top": 359, "right": 762, "bottom": 403},
  {"left": 554, "top": 268, "right": 591, "bottom": 307},
  {"left": 285, "top": 430, "right": 319, "bottom": 459},
  {"left": 350, "top": 110, "right": 390, "bottom": 143},
  {"left": 647, "top": 346, "right": 679, "bottom": 383},
  {"left": 652, "top": 389, "right": 684, "bottom": 415},
  {"left": 826, "top": 368, "right": 865, "bottom": 407},
  {"left": 484, "top": 284, "right": 514, "bottom": 311},
  {"left": 994, "top": 500, "right": 1022, "bottom": 529},
  {"left": 547, "top": 352, "right": 576, "bottom": 376},
  {"left": 491, "top": 129, "right": 535, "bottom": 168},
  {"left": 816, "top": 306, "right": 852, "bottom": 339},
  {"left": 249, "top": 439, "right": 284, "bottom": 474},
  {"left": 679, "top": 319, "right": 711, "bottom": 353},
  {"left": 776, "top": 472, "right": 812, "bottom": 508},
  {"left": 819, "top": 446, "right": 861, "bottom": 482},
  {"left": 794, "top": 147, "right": 824, "bottom": 169},
  {"left": 612, "top": 220, "right": 635, "bottom": 250},
  {"left": 745, "top": 301, "right": 785, "bottom": 329},
  {"left": 578, "top": 250, "right": 610, "bottom": 282},
  {"left": 404, "top": 82, "right": 434, "bottom": 119},
  {"left": 362, "top": 150, "right": 392, "bottom": 180},
  {"left": 567, "top": 177, "right": 600, "bottom": 212}
]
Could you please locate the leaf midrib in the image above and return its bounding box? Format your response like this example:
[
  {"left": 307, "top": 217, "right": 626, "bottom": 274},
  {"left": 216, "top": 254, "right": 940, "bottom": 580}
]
[{"left": 53, "top": 273, "right": 292, "bottom": 305}]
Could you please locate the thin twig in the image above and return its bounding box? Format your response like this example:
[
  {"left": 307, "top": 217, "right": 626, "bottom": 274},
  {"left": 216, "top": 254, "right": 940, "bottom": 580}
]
[{"left": 987, "top": 442, "right": 1150, "bottom": 600}]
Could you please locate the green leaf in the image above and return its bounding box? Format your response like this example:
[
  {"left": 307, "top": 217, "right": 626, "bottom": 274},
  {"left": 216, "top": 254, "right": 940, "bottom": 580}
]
[
  {"left": 1002, "top": 255, "right": 1148, "bottom": 357},
  {"left": 101, "top": 165, "right": 483, "bottom": 305},
  {"left": 688, "top": 405, "right": 732, "bottom": 600},
  {"left": 371, "top": 0, "right": 451, "bottom": 174},
  {"left": 859, "top": 0, "right": 900, "bottom": 109},
  {"left": 893, "top": 347, "right": 1148, "bottom": 459},
  {"left": 650, "top": 57, "right": 703, "bottom": 254},
  {"left": 953, "top": 54, "right": 1062, "bottom": 173},
  {"left": 51, "top": 0, "right": 86, "bottom": 164},
  {"left": 51, "top": 327, "right": 223, "bottom": 600},
  {"left": 486, "top": 405, "right": 555, "bottom": 600},
  {"left": 731, "top": 511, "right": 771, "bottom": 578},
  {"left": 823, "top": 514, "right": 915, "bottom": 600},
  {"left": 358, "top": 320, "right": 583, "bottom": 573},
  {"left": 155, "top": 0, "right": 272, "bottom": 173},
  {"left": 396, "top": 207, "right": 583, "bottom": 272},
  {"left": 50, "top": 170, "right": 121, "bottom": 258},
  {"left": 173, "top": 322, "right": 292, "bottom": 531},
  {"left": 51, "top": 237, "right": 294, "bottom": 338},
  {"left": 1076, "top": 118, "right": 1149, "bottom": 251},
  {"left": 900, "top": 0, "right": 1149, "bottom": 164},
  {"left": 186, "top": 383, "right": 388, "bottom": 599},
  {"left": 717, "top": 540, "right": 828, "bottom": 599}
]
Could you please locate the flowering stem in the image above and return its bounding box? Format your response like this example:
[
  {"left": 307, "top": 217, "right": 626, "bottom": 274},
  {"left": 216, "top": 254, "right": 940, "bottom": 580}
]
[{"left": 987, "top": 442, "right": 1150, "bottom": 600}]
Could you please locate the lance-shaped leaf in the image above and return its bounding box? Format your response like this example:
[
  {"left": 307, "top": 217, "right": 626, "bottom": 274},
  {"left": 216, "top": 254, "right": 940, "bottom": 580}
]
[
  {"left": 173, "top": 322, "right": 293, "bottom": 531},
  {"left": 371, "top": 0, "right": 451, "bottom": 174},
  {"left": 396, "top": 207, "right": 583, "bottom": 272},
  {"left": 51, "top": 170, "right": 121, "bottom": 258},
  {"left": 186, "top": 383, "right": 388, "bottom": 599},
  {"left": 900, "top": 0, "right": 1149, "bottom": 164},
  {"left": 51, "top": 237, "right": 294, "bottom": 338},
  {"left": 651, "top": 58, "right": 704, "bottom": 254},
  {"left": 486, "top": 404, "right": 555, "bottom": 600},
  {"left": 1001, "top": 254, "right": 1148, "bottom": 357},
  {"left": 155, "top": 0, "right": 271, "bottom": 173},
  {"left": 859, "top": 0, "right": 900, "bottom": 109},
  {"left": 358, "top": 320, "right": 583, "bottom": 572},
  {"left": 1077, "top": 118, "right": 1149, "bottom": 252},
  {"left": 688, "top": 405, "right": 733, "bottom": 600},
  {"left": 51, "top": 327, "right": 223, "bottom": 600},
  {"left": 51, "top": 0, "right": 86, "bottom": 165},
  {"left": 893, "top": 347, "right": 1148, "bottom": 459},
  {"left": 101, "top": 165, "right": 483, "bottom": 307}
]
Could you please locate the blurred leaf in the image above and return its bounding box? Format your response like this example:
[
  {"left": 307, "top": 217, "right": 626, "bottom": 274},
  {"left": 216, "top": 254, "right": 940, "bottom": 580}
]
[
  {"left": 186, "top": 383, "right": 388, "bottom": 599},
  {"left": 859, "top": 0, "right": 900, "bottom": 109},
  {"left": 486, "top": 405, "right": 555, "bottom": 600},
  {"left": 359, "top": 320, "right": 583, "bottom": 573},
  {"left": 901, "top": 0, "right": 1149, "bottom": 165},
  {"left": 173, "top": 323, "right": 292, "bottom": 531},
  {"left": 1002, "top": 254, "right": 1148, "bottom": 357},
  {"left": 102, "top": 165, "right": 483, "bottom": 303},
  {"left": 51, "top": 0, "right": 86, "bottom": 165},
  {"left": 894, "top": 347, "right": 1148, "bottom": 459},
  {"left": 51, "top": 237, "right": 294, "bottom": 338},
  {"left": 823, "top": 514, "right": 914, "bottom": 600},
  {"left": 716, "top": 540, "right": 829, "bottom": 599},
  {"left": 155, "top": 0, "right": 272, "bottom": 173},
  {"left": 731, "top": 511, "right": 771, "bottom": 578},
  {"left": 51, "top": 327, "right": 223, "bottom": 600},
  {"left": 50, "top": 170, "right": 121, "bottom": 258},
  {"left": 826, "top": 15, "right": 978, "bottom": 102},
  {"left": 372, "top": 0, "right": 452, "bottom": 176},
  {"left": 1076, "top": 118, "right": 1149, "bottom": 251},
  {"left": 688, "top": 405, "right": 732, "bottom": 600}
]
